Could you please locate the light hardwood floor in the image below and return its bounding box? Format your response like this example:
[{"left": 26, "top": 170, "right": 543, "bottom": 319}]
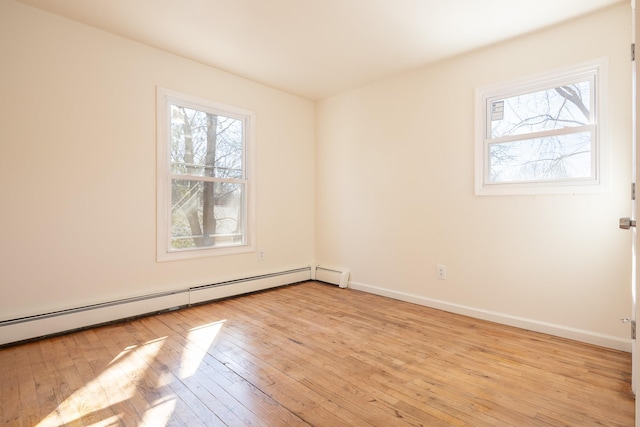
[{"left": 0, "top": 281, "right": 634, "bottom": 426}]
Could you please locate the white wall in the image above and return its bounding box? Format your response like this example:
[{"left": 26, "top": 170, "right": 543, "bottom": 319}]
[
  {"left": 316, "top": 3, "right": 633, "bottom": 349},
  {"left": 0, "top": 1, "right": 315, "bottom": 321}
]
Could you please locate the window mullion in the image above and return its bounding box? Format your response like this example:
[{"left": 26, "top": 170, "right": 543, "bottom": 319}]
[
  {"left": 169, "top": 174, "right": 246, "bottom": 184},
  {"left": 486, "top": 124, "right": 596, "bottom": 145}
]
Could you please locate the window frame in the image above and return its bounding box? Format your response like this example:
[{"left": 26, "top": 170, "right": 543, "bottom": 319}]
[
  {"left": 474, "top": 58, "right": 607, "bottom": 196},
  {"left": 156, "top": 87, "right": 256, "bottom": 262}
]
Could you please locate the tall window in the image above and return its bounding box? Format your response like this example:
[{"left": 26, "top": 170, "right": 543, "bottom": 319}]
[
  {"left": 475, "top": 59, "right": 606, "bottom": 195},
  {"left": 157, "top": 88, "right": 255, "bottom": 261}
]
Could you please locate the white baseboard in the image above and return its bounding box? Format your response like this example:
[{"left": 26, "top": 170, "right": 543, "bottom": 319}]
[
  {"left": 0, "top": 267, "right": 311, "bottom": 346},
  {"left": 349, "top": 281, "right": 631, "bottom": 352}
]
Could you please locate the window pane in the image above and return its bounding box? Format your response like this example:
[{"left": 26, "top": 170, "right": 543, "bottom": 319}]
[
  {"left": 489, "top": 132, "right": 592, "bottom": 183},
  {"left": 490, "top": 80, "right": 591, "bottom": 139},
  {"left": 170, "top": 179, "right": 245, "bottom": 249},
  {"left": 169, "top": 105, "right": 244, "bottom": 179}
]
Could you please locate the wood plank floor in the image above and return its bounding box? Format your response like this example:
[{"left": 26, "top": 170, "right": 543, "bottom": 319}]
[{"left": 0, "top": 281, "right": 634, "bottom": 426}]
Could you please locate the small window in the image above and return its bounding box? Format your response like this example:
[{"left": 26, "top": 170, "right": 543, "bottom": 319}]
[
  {"left": 157, "top": 88, "right": 255, "bottom": 261},
  {"left": 475, "top": 59, "right": 606, "bottom": 195}
]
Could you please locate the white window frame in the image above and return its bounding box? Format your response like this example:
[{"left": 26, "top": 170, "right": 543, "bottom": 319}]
[
  {"left": 474, "top": 58, "right": 607, "bottom": 196},
  {"left": 156, "top": 87, "right": 256, "bottom": 261}
]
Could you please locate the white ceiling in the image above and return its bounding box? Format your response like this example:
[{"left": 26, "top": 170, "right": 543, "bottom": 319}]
[{"left": 17, "top": 0, "right": 625, "bottom": 100}]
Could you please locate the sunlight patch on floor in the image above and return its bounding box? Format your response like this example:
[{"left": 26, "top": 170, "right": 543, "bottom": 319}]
[
  {"left": 180, "top": 320, "right": 226, "bottom": 378},
  {"left": 36, "top": 337, "right": 167, "bottom": 427},
  {"left": 140, "top": 396, "right": 178, "bottom": 426}
]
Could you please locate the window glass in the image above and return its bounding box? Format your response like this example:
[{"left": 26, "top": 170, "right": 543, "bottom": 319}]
[
  {"left": 488, "top": 132, "right": 592, "bottom": 183},
  {"left": 489, "top": 81, "right": 591, "bottom": 138}
]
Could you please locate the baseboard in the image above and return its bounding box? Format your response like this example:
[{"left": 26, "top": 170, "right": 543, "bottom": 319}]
[
  {"left": 349, "top": 281, "right": 631, "bottom": 352},
  {"left": 0, "top": 267, "right": 312, "bottom": 346}
]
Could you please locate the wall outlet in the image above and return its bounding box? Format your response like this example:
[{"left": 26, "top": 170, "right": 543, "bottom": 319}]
[
  {"left": 437, "top": 264, "right": 447, "bottom": 280},
  {"left": 258, "top": 249, "right": 265, "bottom": 261}
]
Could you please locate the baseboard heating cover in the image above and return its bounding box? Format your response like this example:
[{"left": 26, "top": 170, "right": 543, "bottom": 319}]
[
  {"left": 0, "top": 267, "right": 311, "bottom": 346},
  {"left": 188, "top": 268, "right": 312, "bottom": 305},
  {"left": 314, "top": 266, "right": 349, "bottom": 288}
]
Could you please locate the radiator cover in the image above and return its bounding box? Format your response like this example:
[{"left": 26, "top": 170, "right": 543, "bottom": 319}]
[{"left": 0, "top": 267, "right": 311, "bottom": 346}]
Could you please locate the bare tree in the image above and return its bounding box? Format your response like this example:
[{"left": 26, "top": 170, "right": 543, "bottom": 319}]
[
  {"left": 169, "top": 106, "right": 244, "bottom": 249},
  {"left": 489, "top": 81, "right": 593, "bottom": 183},
  {"left": 202, "top": 113, "right": 217, "bottom": 247}
]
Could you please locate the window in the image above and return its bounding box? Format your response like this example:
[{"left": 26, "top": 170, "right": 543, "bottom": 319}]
[
  {"left": 157, "top": 88, "right": 255, "bottom": 261},
  {"left": 475, "top": 59, "right": 606, "bottom": 195}
]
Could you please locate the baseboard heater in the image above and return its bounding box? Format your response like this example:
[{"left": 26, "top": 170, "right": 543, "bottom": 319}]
[
  {"left": 314, "top": 266, "right": 349, "bottom": 288},
  {"left": 188, "top": 268, "right": 311, "bottom": 304},
  {"left": 0, "top": 267, "right": 311, "bottom": 346}
]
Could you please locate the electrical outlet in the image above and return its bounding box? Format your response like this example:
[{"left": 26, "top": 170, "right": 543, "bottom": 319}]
[
  {"left": 258, "top": 249, "right": 265, "bottom": 261},
  {"left": 437, "top": 264, "right": 447, "bottom": 280}
]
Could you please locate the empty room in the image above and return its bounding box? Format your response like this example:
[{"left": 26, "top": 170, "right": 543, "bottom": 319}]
[{"left": 1, "top": 0, "right": 638, "bottom": 425}]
